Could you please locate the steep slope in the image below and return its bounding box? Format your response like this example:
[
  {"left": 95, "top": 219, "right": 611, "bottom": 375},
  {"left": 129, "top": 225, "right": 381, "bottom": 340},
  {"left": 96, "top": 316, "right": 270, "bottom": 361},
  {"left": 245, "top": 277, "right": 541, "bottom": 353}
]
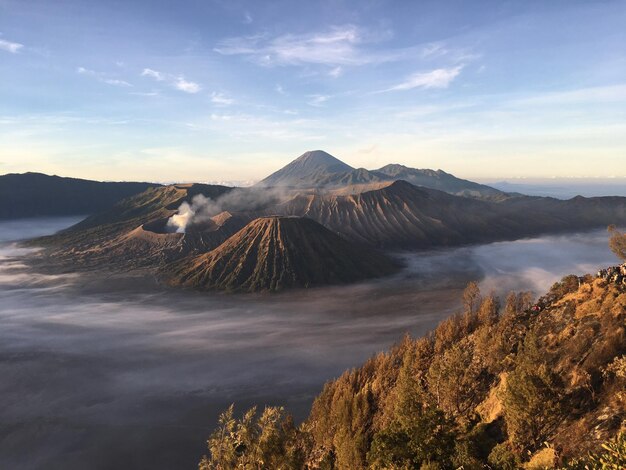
[
  {"left": 270, "top": 181, "right": 497, "bottom": 247},
  {"left": 167, "top": 216, "right": 399, "bottom": 292},
  {"left": 259, "top": 150, "right": 355, "bottom": 187},
  {"left": 300, "top": 273, "right": 626, "bottom": 468},
  {"left": 200, "top": 271, "right": 626, "bottom": 468},
  {"left": 0, "top": 172, "right": 158, "bottom": 219},
  {"left": 31, "top": 184, "right": 235, "bottom": 268}
]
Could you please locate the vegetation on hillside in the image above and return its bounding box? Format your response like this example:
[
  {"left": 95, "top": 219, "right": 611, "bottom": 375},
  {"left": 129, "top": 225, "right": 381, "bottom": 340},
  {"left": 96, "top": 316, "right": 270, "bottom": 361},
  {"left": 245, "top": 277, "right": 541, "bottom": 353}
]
[
  {"left": 199, "top": 272, "right": 626, "bottom": 468},
  {"left": 608, "top": 225, "right": 626, "bottom": 261}
]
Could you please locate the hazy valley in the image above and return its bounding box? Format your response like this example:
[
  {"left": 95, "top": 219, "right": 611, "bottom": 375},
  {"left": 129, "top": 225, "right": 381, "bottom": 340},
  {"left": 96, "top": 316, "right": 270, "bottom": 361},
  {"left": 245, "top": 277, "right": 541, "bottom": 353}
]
[
  {"left": 1, "top": 149, "right": 625, "bottom": 468},
  {"left": 0, "top": 216, "right": 621, "bottom": 469}
]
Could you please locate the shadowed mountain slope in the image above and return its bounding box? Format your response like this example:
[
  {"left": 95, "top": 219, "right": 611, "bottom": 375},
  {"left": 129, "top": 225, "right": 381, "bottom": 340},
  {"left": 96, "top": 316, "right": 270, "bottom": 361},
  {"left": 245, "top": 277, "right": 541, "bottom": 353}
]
[
  {"left": 88, "top": 210, "right": 251, "bottom": 269},
  {"left": 0, "top": 172, "right": 158, "bottom": 219},
  {"left": 33, "top": 180, "right": 626, "bottom": 266},
  {"left": 375, "top": 163, "right": 506, "bottom": 200},
  {"left": 31, "top": 184, "right": 236, "bottom": 268},
  {"left": 267, "top": 181, "right": 626, "bottom": 248},
  {"left": 167, "top": 216, "right": 399, "bottom": 292}
]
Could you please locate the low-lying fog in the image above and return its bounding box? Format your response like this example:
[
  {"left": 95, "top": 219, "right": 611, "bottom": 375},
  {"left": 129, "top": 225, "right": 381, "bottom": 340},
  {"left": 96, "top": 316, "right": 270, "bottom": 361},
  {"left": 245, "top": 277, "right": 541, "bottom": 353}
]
[{"left": 0, "top": 218, "right": 617, "bottom": 469}]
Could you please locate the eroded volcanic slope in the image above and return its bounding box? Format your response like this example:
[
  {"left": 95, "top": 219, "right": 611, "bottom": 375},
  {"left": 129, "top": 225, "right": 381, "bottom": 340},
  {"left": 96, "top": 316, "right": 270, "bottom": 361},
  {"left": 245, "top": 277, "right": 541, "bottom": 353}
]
[
  {"left": 32, "top": 183, "right": 238, "bottom": 268},
  {"left": 268, "top": 180, "right": 626, "bottom": 248},
  {"left": 167, "top": 216, "right": 399, "bottom": 292}
]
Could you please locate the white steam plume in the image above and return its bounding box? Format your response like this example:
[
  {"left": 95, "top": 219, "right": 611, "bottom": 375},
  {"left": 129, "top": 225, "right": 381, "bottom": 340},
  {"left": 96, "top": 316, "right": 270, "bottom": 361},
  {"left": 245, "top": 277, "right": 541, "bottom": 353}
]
[
  {"left": 166, "top": 195, "right": 215, "bottom": 233},
  {"left": 166, "top": 188, "right": 289, "bottom": 233}
]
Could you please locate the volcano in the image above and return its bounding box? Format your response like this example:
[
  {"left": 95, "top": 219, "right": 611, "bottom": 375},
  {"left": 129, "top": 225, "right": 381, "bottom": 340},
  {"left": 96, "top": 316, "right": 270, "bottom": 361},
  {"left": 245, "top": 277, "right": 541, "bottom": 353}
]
[
  {"left": 167, "top": 216, "right": 399, "bottom": 292},
  {"left": 257, "top": 150, "right": 506, "bottom": 199},
  {"left": 258, "top": 150, "right": 363, "bottom": 188}
]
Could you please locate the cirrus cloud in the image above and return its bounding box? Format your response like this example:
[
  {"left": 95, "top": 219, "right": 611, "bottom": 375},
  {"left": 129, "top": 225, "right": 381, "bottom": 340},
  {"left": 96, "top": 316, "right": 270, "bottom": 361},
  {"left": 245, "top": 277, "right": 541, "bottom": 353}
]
[
  {"left": 307, "top": 94, "right": 330, "bottom": 107},
  {"left": 211, "top": 92, "right": 234, "bottom": 106},
  {"left": 141, "top": 68, "right": 201, "bottom": 94},
  {"left": 77, "top": 67, "right": 132, "bottom": 87},
  {"left": 215, "top": 25, "right": 385, "bottom": 67},
  {"left": 141, "top": 68, "right": 165, "bottom": 81},
  {"left": 382, "top": 65, "right": 463, "bottom": 92}
]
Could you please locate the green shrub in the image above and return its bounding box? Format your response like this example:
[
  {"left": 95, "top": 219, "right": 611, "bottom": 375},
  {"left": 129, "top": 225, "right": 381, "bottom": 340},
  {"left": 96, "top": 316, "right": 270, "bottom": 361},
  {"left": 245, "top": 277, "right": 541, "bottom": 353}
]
[{"left": 488, "top": 442, "right": 521, "bottom": 470}]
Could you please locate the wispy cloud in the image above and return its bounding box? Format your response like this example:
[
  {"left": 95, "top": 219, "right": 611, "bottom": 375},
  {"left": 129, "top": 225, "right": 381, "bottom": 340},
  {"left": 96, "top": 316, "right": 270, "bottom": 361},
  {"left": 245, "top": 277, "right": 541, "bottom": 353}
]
[
  {"left": 141, "top": 68, "right": 165, "bottom": 81},
  {"left": 382, "top": 65, "right": 463, "bottom": 92},
  {"left": 211, "top": 92, "right": 234, "bottom": 106},
  {"left": 0, "top": 38, "right": 24, "bottom": 53},
  {"left": 243, "top": 11, "right": 253, "bottom": 24},
  {"left": 141, "top": 68, "right": 201, "bottom": 93},
  {"left": 329, "top": 66, "right": 343, "bottom": 78},
  {"left": 421, "top": 42, "right": 447, "bottom": 58},
  {"left": 214, "top": 26, "right": 474, "bottom": 77},
  {"left": 76, "top": 66, "right": 95, "bottom": 75},
  {"left": 215, "top": 25, "right": 382, "bottom": 67},
  {"left": 175, "top": 77, "right": 201, "bottom": 93},
  {"left": 307, "top": 94, "right": 330, "bottom": 107},
  {"left": 130, "top": 91, "right": 160, "bottom": 97},
  {"left": 77, "top": 67, "right": 132, "bottom": 87},
  {"left": 103, "top": 78, "right": 132, "bottom": 87}
]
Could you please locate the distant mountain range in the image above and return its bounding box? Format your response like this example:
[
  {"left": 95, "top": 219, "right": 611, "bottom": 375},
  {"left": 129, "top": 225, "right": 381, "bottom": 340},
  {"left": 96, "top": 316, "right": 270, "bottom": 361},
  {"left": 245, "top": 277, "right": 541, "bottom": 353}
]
[
  {"left": 23, "top": 150, "right": 626, "bottom": 291},
  {"left": 259, "top": 150, "right": 506, "bottom": 200},
  {"left": 1, "top": 151, "right": 504, "bottom": 221},
  {"left": 0, "top": 172, "right": 158, "bottom": 219}
]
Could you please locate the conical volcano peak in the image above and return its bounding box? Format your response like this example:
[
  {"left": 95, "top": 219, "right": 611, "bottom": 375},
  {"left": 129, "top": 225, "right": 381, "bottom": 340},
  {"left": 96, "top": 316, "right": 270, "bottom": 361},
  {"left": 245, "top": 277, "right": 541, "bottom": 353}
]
[
  {"left": 292, "top": 150, "right": 353, "bottom": 172},
  {"left": 166, "top": 215, "right": 398, "bottom": 292},
  {"left": 258, "top": 150, "right": 357, "bottom": 187}
]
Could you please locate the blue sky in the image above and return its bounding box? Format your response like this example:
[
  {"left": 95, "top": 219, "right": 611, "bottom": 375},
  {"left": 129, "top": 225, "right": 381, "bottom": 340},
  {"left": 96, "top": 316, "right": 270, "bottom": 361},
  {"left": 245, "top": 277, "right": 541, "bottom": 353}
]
[{"left": 1, "top": 0, "right": 625, "bottom": 182}]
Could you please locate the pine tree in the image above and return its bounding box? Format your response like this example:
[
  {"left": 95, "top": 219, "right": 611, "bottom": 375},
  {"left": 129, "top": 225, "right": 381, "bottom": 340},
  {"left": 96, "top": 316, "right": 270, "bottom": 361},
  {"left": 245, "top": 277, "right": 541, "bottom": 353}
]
[
  {"left": 501, "top": 333, "right": 563, "bottom": 453},
  {"left": 368, "top": 349, "right": 455, "bottom": 468}
]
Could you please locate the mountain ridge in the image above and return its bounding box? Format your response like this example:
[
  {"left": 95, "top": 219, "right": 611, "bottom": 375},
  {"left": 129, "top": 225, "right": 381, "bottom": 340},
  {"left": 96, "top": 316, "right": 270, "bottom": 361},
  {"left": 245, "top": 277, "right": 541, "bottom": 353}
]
[
  {"left": 258, "top": 150, "right": 507, "bottom": 200},
  {"left": 266, "top": 179, "right": 626, "bottom": 248},
  {"left": 32, "top": 179, "right": 626, "bottom": 276},
  {"left": 0, "top": 172, "right": 159, "bottom": 219}
]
